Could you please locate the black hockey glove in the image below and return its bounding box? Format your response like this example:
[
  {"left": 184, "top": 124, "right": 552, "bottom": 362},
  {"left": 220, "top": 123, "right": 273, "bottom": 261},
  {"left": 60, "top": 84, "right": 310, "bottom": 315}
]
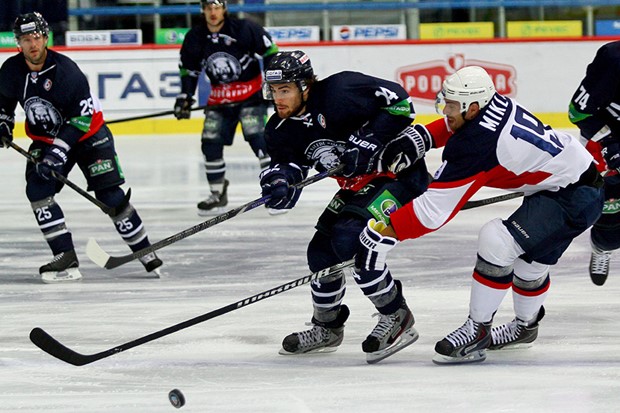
[
  {"left": 260, "top": 163, "right": 307, "bottom": 210},
  {"left": 600, "top": 136, "right": 620, "bottom": 172},
  {"left": 340, "top": 129, "right": 383, "bottom": 178},
  {"left": 36, "top": 144, "right": 68, "bottom": 181},
  {"left": 0, "top": 110, "right": 15, "bottom": 148},
  {"left": 378, "top": 124, "right": 433, "bottom": 174},
  {"left": 173, "top": 93, "right": 195, "bottom": 119},
  {"left": 356, "top": 219, "right": 399, "bottom": 272}
]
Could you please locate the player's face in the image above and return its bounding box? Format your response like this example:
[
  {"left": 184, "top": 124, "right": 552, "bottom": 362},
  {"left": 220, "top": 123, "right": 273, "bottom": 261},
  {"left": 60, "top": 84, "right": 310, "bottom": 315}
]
[
  {"left": 204, "top": 4, "right": 226, "bottom": 30},
  {"left": 442, "top": 99, "right": 467, "bottom": 131},
  {"left": 270, "top": 83, "right": 304, "bottom": 118},
  {"left": 18, "top": 33, "right": 48, "bottom": 67}
]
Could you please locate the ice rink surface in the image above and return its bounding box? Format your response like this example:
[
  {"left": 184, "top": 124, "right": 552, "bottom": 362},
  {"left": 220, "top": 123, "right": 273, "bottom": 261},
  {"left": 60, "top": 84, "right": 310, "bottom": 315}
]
[{"left": 1, "top": 133, "right": 619, "bottom": 412}]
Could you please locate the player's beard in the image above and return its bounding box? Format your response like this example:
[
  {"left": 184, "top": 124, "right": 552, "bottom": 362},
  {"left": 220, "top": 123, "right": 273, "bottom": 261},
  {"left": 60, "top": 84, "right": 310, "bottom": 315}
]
[{"left": 24, "top": 46, "right": 46, "bottom": 67}]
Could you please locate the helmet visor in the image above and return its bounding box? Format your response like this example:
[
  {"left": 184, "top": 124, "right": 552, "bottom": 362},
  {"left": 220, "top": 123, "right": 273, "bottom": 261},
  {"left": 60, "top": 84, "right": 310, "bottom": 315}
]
[{"left": 435, "top": 90, "right": 447, "bottom": 115}]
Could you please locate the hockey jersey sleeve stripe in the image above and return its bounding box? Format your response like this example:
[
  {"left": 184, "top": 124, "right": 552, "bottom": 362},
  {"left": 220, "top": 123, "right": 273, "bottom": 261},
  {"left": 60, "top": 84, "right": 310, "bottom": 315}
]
[{"left": 424, "top": 117, "right": 452, "bottom": 148}]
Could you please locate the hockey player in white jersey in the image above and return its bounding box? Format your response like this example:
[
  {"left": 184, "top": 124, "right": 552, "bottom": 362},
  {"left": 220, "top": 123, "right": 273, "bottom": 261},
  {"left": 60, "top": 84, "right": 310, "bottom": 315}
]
[{"left": 358, "top": 66, "right": 604, "bottom": 364}]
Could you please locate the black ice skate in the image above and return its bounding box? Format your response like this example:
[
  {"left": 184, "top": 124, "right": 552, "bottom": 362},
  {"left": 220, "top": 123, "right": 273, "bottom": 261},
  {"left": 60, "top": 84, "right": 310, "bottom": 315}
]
[
  {"left": 279, "top": 305, "right": 350, "bottom": 355},
  {"left": 589, "top": 242, "right": 611, "bottom": 286},
  {"left": 433, "top": 317, "right": 492, "bottom": 365},
  {"left": 39, "top": 249, "right": 82, "bottom": 283},
  {"left": 197, "top": 179, "right": 229, "bottom": 216},
  {"left": 362, "top": 302, "right": 419, "bottom": 364},
  {"left": 139, "top": 252, "right": 163, "bottom": 277},
  {"left": 490, "top": 306, "right": 545, "bottom": 350}
]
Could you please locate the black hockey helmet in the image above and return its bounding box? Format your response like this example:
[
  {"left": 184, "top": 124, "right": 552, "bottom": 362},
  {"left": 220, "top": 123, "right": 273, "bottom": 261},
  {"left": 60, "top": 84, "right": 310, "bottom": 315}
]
[
  {"left": 201, "top": 0, "right": 227, "bottom": 7},
  {"left": 262, "top": 51, "right": 314, "bottom": 99},
  {"left": 13, "top": 12, "right": 49, "bottom": 39}
]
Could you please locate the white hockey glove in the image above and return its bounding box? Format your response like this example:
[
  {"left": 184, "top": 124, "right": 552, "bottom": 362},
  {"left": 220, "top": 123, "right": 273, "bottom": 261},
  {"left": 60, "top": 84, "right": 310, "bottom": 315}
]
[
  {"left": 378, "top": 124, "right": 432, "bottom": 174},
  {"left": 356, "top": 219, "right": 399, "bottom": 272}
]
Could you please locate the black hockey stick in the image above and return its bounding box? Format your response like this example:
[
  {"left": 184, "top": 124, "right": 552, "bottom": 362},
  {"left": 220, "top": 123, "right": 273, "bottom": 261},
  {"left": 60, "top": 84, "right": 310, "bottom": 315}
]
[
  {"left": 30, "top": 259, "right": 354, "bottom": 366},
  {"left": 86, "top": 164, "right": 345, "bottom": 269},
  {"left": 106, "top": 105, "right": 208, "bottom": 124},
  {"left": 3, "top": 138, "right": 129, "bottom": 217},
  {"left": 461, "top": 191, "right": 524, "bottom": 210}
]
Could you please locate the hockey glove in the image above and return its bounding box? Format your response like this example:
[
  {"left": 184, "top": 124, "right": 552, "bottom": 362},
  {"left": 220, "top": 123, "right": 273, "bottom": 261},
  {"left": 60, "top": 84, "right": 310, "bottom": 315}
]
[
  {"left": 0, "top": 109, "right": 15, "bottom": 148},
  {"left": 260, "top": 163, "right": 307, "bottom": 210},
  {"left": 356, "top": 219, "right": 398, "bottom": 272},
  {"left": 36, "top": 144, "right": 69, "bottom": 181},
  {"left": 340, "top": 129, "right": 383, "bottom": 177},
  {"left": 600, "top": 136, "right": 620, "bottom": 172},
  {"left": 378, "top": 124, "right": 433, "bottom": 174},
  {"left": 173, "top": 93, "right": 195, "bottom": 119}
]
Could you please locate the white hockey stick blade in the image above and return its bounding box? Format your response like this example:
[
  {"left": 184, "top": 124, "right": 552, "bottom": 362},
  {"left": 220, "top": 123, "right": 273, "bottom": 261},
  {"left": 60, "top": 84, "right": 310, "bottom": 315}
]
[{"left": 86, "top": 238, "right": 111, "bottom": 268}]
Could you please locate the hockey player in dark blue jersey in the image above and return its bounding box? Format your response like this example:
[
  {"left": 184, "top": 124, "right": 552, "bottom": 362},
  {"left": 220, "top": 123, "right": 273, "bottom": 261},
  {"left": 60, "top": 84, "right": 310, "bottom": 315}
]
[
  {"left": 174, "top": 0, "right": 279, "bottom": 215},
  {"left": 0, "top": 12, "right": 163, "bottom": 282},
  {"left": 260, "top": 50, "right": 452, "bottom": 363},
  {"left": 569, "top": 40, "right": 620, "bottom": 286}
]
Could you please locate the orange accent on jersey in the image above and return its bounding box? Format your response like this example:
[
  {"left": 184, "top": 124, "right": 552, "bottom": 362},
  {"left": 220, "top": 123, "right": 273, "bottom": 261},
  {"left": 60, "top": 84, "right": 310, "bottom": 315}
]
[{"left": 334, "top": 171, "right": 395, "bottom": 191}]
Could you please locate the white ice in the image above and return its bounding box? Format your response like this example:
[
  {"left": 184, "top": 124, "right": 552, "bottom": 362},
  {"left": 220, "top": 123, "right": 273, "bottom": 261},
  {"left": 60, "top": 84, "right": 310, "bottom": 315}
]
[{"left": 1, "top": 133, "right": 619, "bottom": 413}]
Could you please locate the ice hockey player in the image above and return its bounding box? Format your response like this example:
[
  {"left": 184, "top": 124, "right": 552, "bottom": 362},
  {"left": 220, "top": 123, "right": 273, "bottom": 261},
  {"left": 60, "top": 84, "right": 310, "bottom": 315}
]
[
  {"left": 0, "top": 12, "right": 163, "bottom": 282},
  {"left": 174, "top": 0, "right": 279, "bottom": 215},
  {"left": 260, "top": 50, "right": 452, "bottom": 363},
  {"left": 358, "top": 66, "right": 604, "bottom": 364},
  {"left": 569, "top": 40, "right": 620, "bottom": 286}
]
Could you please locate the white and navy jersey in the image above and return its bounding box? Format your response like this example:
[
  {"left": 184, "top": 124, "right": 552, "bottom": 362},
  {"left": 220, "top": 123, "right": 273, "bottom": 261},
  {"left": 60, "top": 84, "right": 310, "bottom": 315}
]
[
  {"left": 264, "top": 71, "right": 416, "bottom": 189},
  {"left": 569, "top": 40, "right": 620, "bottom": 140},
  {"left": 0, "top": 49, "right": 104, "bottom": 147},
  {"left": 390, "top": 93, "right": 594, "bottom": 240},
  {"left": 179, "top": 17, "right": 278, "bottom": 105}
]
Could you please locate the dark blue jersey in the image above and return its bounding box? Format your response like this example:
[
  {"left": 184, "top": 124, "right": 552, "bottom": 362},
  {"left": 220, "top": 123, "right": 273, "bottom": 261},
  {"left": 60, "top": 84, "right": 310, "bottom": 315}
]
[
  {"left": 265, "top": 71, "right": 415, "bottom": 178},
  {"left": 179, "top": 16, "right": 278, "bottom": 105},
  {"left": 0, "top": 49, "right": 103, "bottom": 147},
  {"left": 569, "top": 40, "right": 620, "bottom": 140}
]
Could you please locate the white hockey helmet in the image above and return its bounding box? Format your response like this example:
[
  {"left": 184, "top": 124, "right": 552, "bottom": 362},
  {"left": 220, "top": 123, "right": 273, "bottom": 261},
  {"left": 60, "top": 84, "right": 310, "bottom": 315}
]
[{"left": 436, "top": 66, "right": 495, "bottom": 114}]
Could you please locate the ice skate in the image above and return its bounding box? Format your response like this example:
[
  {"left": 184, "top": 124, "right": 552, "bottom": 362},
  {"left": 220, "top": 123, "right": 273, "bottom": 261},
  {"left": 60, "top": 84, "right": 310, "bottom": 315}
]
[
  {"left": 433, "top": 317, "right": 491, "bottom": 365},
  {"left": 279, "top": 305, "right": 349, "bottom": 355},
  {"left": 589, "top": 243, "right": 611, "bottom": 286},
  {"left": 139, "top": 252, "right": 163, "bottom": 278},
  {"left": 39, "top": 249, "right": 83, "bottom": 283},
  {"left": 197, "top": 179, "right": 229, "bottom": 216},
  {"left": 362, "top": 302, "right": 418, "bottom": 364},
  {"left": 490, "top": 306, "right": 545, "bottom": 350}
]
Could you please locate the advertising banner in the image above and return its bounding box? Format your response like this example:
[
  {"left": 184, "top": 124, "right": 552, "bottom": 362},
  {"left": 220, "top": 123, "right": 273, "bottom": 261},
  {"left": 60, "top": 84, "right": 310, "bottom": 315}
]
[
  {"left": 506, "top": 21, "right": 582, "bottom": 38},
  {"left": 266, "top": 26, "right": 320, "bottom": 42},
  {"left": 331, "top": 24, "right": 406, "bottom": 41},
  {"left": 65, "top": 30, "right": 142, "bottom": 47},
  {"left": 419, "top": 22, "right": 494, "bottom": 40}
]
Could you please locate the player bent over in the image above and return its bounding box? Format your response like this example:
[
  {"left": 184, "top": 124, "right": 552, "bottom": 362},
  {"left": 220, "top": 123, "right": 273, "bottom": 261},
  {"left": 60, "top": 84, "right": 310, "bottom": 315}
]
[
  {"left": 0, "top": 12, "right": 163, "bottom": 282},
  {"left": 359, "top": 66, "right": 604, "bottom": 364},
  {"left": 260, "top": 51, "right": 451, "bottom": 363}
]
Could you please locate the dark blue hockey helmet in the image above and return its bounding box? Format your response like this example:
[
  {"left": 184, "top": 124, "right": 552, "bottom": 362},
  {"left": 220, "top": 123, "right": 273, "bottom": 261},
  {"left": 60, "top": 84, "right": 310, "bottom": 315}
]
[
  {"left": 201, "top": 0, "right": 227, "bottom": 7},
  {"left": 13, "top": 12, "right": 50, "bottom": 39},
  {"left": 263, "top": 51, "right": 314, "bottom": 99}
]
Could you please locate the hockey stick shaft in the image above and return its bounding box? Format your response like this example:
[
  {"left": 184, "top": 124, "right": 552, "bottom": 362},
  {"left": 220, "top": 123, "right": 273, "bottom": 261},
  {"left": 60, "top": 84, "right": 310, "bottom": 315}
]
[
  {"left": 461, "top": 191, "right": 524, "bottom": 210},
  {"left": 30, "top": 260, "right": 354, "bottom": 366},
  {"left": 106, "top": 105, "right": 208, "bottom": 124},
  {"left": 87, "top": 165, "right": 345, "bottom": 269},
  {"left": 3, "top": 138, "right": 128, "bottom": 217}
]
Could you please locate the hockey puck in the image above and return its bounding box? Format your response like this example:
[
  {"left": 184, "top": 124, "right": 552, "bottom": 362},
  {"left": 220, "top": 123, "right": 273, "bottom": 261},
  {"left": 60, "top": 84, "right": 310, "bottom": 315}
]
[{"left": 168, "top": 389, "right": 185, "bottom": 408}]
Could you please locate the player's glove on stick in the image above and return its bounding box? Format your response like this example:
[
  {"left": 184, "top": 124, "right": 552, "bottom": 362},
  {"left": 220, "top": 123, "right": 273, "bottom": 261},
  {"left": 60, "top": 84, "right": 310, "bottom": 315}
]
[
  {"left": 260, "top": 163, "right": 307, "bottom": 209},
  {"left": 340, "top": 129, "right": 383, "bottom": 177},
  {"left": 600, "top": 136, "right": 620, "bottom": 172},
  {"left": 173, "top": 93, "right": 195, "bottom": 119},
  {"left": 0, "top": 109, "right": 15, "bottom": 148},
  {"left": 36, "top": 144, "right": 68, "bottom": 181},
  {"left": 378, "top": 124, "right": 433, "bottom": 174},
  {"left": 357, "top": 219, "right": 399, "bottom": 271}
]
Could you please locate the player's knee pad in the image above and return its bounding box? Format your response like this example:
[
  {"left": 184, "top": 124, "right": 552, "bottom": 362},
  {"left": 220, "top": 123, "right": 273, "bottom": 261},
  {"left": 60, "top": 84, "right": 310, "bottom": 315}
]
[
  {"left": 95, "top": 186, "right": 127, "bottom": 209},
  {"left": 307, "top": 232, "right": 340, "bottom": 273},
  {"left": 240, "top": 105, "right": 267, "bottom": 136},
  {"left": 478, "top": 218, "right": 525, "bottom": 267},
  {"left": 331, "top": 217, "right": 365, "bottom": 262},
  {"left": 513, "top": 258, "right": 550, "bottom": 285},
  {"left": 201, "top": 110, "right": 224, "bottom": 141}
]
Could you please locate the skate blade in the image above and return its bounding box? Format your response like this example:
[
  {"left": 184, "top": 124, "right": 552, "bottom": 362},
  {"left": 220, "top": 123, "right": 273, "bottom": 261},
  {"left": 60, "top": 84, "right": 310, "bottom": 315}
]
[
  {"left": 432, "top": 349, "right": 487, "bottom": 365},
  {"left": 268, "top": 208, "right": 289, "bottom": 216},
  {"left": 147, "top": 267, "right": 162, "bottom": 279},
  {"left": 278, "top": 346, "right": 339, "bottom": 356},
  {"left": 197, "top": 207, "right": 227, "bottom": 216},
  {"left": 41, "top": 267, "right": 83, "bottom": 284},
  {"left": 488, "top": 341, "right": 534, "bottom": 351},
  {"left": 366, "top": 327, "right": 420, "bottom": 364}
]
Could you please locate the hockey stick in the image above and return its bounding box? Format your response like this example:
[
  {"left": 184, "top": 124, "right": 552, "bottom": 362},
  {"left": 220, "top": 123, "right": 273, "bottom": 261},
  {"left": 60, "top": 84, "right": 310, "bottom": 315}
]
[
  {"left": 87, "top": 164, "right": 345, "bottom": 269},
  {"left": 461, "top": 191, "right": 524, "bottom": 210},
  {"left": 30, "top": 259, "right": 354, "bottom": 366},
  {"left": 106, "top": 105, "right": 208, "bottom": 124},
  {"left": 2, "top": 138, "right": 129, "bottom": 217}
]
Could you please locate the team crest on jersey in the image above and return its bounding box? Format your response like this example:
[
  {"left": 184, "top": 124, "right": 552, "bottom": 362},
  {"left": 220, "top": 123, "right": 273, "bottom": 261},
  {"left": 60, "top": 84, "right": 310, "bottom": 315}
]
[
  {"left": 43, "top": 79, "right": 52, "bottom": 91},
  {"left": 305, "top": 139, "right": 345, "bottom": 171},
  {"left": 24, "top": 97, "right": 62, "bottom": 136},
  {"left": 317, "top": 113, "right": 327, "bottom": 129},
  {"left": 206, "top": 52, "right": 242, "bottom": 83}
]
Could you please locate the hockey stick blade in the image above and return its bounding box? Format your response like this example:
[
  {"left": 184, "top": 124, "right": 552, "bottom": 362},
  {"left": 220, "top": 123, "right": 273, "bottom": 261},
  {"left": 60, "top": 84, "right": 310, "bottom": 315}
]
[
  {"left": 462, "top": 192, "right": 524, "bottom": 210},
  {"left": 87, "top": 165, "right": 344, "bottom": 269},
  {"left": 30, "top": 260, "right": 354, "bottom": 366}
]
